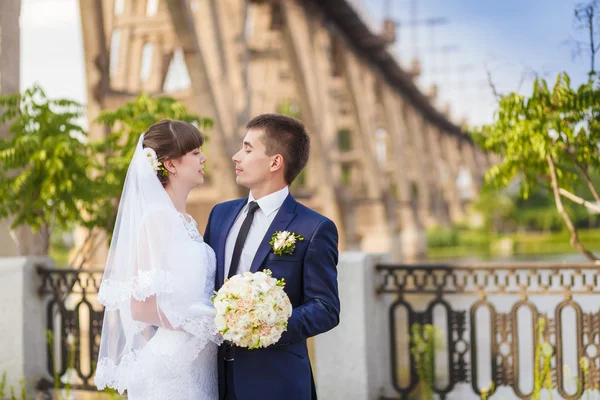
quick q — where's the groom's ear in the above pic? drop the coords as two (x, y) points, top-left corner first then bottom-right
(270, 154), (284, 172)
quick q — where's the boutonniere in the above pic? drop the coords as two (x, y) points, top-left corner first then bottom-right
(269, 230), (304, 256)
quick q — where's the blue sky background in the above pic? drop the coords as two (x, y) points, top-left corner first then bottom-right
(20, 0), (596, 127)
(364, 0), (594, 125)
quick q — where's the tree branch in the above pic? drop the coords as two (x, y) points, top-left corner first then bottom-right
(578, 165), (600, 203)
(558, 187), (600, 213)
(557, 141), (600, 203)
(547, 155), (598, 262)
(484, 63), (502, 101)
(75, 231), (107, 269)
(7, 216), (21, 256)
(70, 228), (102, 269)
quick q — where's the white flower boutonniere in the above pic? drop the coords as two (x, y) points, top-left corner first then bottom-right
(269, 230), (304, 256)
(143, 147), (168, 177)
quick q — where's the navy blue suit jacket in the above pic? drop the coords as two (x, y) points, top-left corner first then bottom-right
(204, 193), (340, 400)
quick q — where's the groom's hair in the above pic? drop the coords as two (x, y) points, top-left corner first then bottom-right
(247, 114), (310, 185)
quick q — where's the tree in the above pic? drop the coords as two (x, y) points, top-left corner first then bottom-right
(72, 94), (213, 267)
(471, 187), (516, 234)
(571, 0), (600, 76)
(472, 73), (600, 261)
(0, 85), (96, 255)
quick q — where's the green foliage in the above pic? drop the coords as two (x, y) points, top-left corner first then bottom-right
(473, 171), (600, 235)
(0, 87), (213, 260)
(512, 190), (564, 232)
(533, 317), (554, 400)
(278, 100), (301, 120)
(102, 387), (126, 399)
(45, 330), (60, 395)
(277, 100), (307, 188)
(409, 323), (444, 400)
(427, 226), (461, 247)
(473, 73), (600, 198)
(18, 378), (27, 400)
(472, 188), (517, 233)
(337, 129), (352, 152)
(472, 73), (600, 259)
(0, 85), (96, 254)
(427, 226), (491, 249)
(0, 375), (32, 400)
(472, 187), (574, 234)
(0, 372), (6, 398)
(480, 381), (495, 400)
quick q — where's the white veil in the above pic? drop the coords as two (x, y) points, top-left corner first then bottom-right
(94, 134), (221, 394)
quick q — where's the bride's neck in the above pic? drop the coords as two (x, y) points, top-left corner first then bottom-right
(165, 183), (190, 216)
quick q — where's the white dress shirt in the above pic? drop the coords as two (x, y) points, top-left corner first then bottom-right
(224, 186), (290, 277)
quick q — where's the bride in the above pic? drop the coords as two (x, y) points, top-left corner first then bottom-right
(94, 120), (222, 399)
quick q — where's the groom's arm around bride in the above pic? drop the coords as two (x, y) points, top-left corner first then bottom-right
(204, 114), (340, 400)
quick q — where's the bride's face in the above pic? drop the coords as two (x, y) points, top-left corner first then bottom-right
(170, 148), (207, 187)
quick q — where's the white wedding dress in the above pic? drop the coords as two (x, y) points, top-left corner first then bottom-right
(94, 134), (221, 399)
(112, 214), (219, 400)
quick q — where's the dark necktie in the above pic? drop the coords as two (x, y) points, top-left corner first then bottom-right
(228, 201), (260, 279)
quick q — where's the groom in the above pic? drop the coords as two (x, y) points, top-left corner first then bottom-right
(204, 114), (340, 400)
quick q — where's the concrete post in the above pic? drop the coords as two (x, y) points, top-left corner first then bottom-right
(0, 257), (51, 394)
(314, 253), (395, 399)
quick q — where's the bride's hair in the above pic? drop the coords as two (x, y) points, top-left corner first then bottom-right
(142, 119), (205, 187)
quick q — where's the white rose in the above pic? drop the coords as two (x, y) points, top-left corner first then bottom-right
(274, 238), (286, 250)
(214, 314), (227, 330)
(143, 147), (157, 160)
(150, 159), (162, 172)
(238, 314), (251, 328)
(278, 231), (290, 240)
(265, 309), (278, 325)
(214, 299), (229, 315)
(252, 272), (268, 284)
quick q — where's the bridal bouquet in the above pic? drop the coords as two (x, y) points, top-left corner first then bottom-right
(212, 269), (292, 349)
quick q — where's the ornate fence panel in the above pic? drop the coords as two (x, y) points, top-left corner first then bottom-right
(376, 262), (600, 400)
(36, 266), (105, 391)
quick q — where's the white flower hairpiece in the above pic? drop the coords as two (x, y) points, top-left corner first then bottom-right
(143, 147), (168, 177)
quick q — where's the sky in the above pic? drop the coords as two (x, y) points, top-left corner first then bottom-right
(365, 0), (593, 125)
(18, 0), (596, 127)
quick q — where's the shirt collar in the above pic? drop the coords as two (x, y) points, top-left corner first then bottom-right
(248, 186), (289, 217)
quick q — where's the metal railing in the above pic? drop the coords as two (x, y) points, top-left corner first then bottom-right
(376, 262), (600, 399)
(36, 266), (105, 391)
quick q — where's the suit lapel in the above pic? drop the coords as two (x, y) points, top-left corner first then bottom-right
(217, 199), (246, 288)
(250, 194), (298, 273)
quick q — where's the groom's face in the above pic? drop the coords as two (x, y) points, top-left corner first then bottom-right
(232, 129), (272, 189)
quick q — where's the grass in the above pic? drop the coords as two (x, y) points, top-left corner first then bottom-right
(427, 228), (600, 260)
